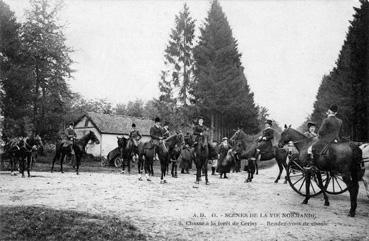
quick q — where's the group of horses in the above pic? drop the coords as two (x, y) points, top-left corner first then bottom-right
(3, 126), (369, 217)
(2, 135), (43, 177)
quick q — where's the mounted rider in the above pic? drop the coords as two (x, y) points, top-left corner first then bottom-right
(304, 122), (318, 138)
(129, 123), (142, 147)
(64, 122), (77, 154)
(150, 117), (164, 160)
(256, 119), (274, 157)
(162, 121), (170, 139)
(309, 104), (342, 160)
(193, 117), (208, 145)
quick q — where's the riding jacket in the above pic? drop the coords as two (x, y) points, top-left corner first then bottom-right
(129, 129), (142, 141)
(317, 115), (342, 143)
(65, 127), (77, 140)
(150, 124), (163, 146)
(193, 124), (207, 141)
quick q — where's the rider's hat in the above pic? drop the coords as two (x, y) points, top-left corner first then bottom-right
(329, 104), (338, 113)
(222, 137), (228, 141)
(132, 123), (136, 127)
(68, 121), (74, 126)
(265, 119), (273, 126)
(154, 117), (161, 123)
(307, 122), (316, 128)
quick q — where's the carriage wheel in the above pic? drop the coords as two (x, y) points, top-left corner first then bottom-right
(100, 157), (108, 167)
(287, 160), (322, 197)
(114, 156), (123, 168)
(322, 171), (348, 195)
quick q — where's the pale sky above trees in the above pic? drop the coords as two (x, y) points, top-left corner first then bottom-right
(5, 0), (360, 127)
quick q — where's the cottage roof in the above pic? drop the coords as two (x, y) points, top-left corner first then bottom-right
(77, 112), (154, 135)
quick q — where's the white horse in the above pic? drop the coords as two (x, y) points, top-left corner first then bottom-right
(359, 143), (369, 199)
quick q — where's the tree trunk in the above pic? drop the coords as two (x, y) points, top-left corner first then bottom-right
(33, 64), (40, 130)
(210, 112), (214, 142)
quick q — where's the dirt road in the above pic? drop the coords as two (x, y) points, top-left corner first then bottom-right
(0, 162), (368, 241)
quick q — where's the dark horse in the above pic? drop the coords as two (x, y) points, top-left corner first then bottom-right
(116, 136), (131, 174)
(230, 129), (288, 183)
(18, 136), (43, 177)
(278, 126), (364, 217)
(3, 138), (21, 175)
(138, 133), (183, 183)
(193, 131), (210, 186)
(51, 131), (100, 175)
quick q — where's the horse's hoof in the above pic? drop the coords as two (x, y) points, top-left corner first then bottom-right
(274, 180), (278, 183)
(348, 211), (355, 217)
(120, 171), (125, 174)
(302, 200), (308, 205)
(164, 180), (167, 183)
(76, 172), (79, 175)
(194, 181), (199, 185)
(206, 182), (209, 185)
(224, 176), (228, 179)
(244, 179), (248, 183)
(138, 177), (143, 181)
(147, 178), (151, 182)
(324, 201), (330, 206)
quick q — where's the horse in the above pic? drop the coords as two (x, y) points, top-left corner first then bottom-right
(193, 131), (210, 186)
(230, 129), (289, 183)
(180, 134), (195, 174)
(51, 131), (100, 175)
(116, 136), (131, 173)
(17, 136), (43, 177)
(166, 133), (184, 178)
(29, 135), (43, 169)
(123, 137), (140, 174)
(217, 148), (236, 179)
(278, 126), (364, 217)
(3, 137), (23, 175)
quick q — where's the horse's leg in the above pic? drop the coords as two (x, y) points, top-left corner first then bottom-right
(27, 154), (31, 177)
(205, 161), (209, 185)
(195, 162), (201, 184)
(20, 156), (25, 178)
(282, 157), (288, 184)
(75, 154), (80, 175)
(255, 154), (260, 175)
(275, 161), (283, 183)
(316, 171), (329, 206)
(60, 153), (64, 173)
(342, 171), (358, 217)
(302, 171), (311, 204)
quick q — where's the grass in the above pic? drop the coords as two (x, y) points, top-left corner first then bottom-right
(0, 206), (147, 241)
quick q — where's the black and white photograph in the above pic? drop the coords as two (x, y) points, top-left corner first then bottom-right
(0, 0), (369, 240)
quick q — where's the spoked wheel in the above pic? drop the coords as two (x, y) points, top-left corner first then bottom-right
(287, 160), (322, 197)
(100, 157), (108, 167)
(322, 171), (348, 195)
(114, 156), (123, 168)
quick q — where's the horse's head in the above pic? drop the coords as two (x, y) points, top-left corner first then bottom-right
(230, 129), (241, 143)
(278, 124), (296, 148)
(117, 136), (127, 148)
(88, 131), (100, 144)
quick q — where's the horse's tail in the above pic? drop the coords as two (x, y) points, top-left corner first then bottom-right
(54, 143), (61, 161)
(350, 143), (364, 181)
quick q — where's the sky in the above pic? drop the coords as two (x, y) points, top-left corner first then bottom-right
(4, 0), (361, 127)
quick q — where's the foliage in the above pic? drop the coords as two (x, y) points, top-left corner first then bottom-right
(310, 0), (369, 140)
(0, 206), (147, 241)
(192, 0), (259, 135)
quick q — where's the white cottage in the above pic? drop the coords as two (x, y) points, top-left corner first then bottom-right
(74, 112), (154, 158)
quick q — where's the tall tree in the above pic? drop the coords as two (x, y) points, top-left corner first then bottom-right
(311, 0), (369, 140)
(0, 0), (33, 137)
(21, 0), (73, 138)
(159, 3), (196, 107)
(193, 0), (259, 139)
(157, 3), (196, 130)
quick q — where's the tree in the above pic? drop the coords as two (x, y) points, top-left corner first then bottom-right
(0, 0), (33, 137)
(159, 3), (196, 107)
(310, 0), (369, 140)
(21, 0), (73, 138)
(193, 0), (259, 140)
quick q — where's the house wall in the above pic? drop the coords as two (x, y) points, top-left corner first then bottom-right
(101, 134), (150, 157)
(75, 116), (151, 157)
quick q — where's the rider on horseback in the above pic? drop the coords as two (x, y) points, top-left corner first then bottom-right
(308, 104), (342, 162)
(129, 123), (142, 147)
(256, 119), (274, 157)
(162, 121), (170, 139)
(304, 122), (318, 138)
(150, 117), (163, 161)
(193, 117), (207, 146)
(64, 122), (77, 155)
